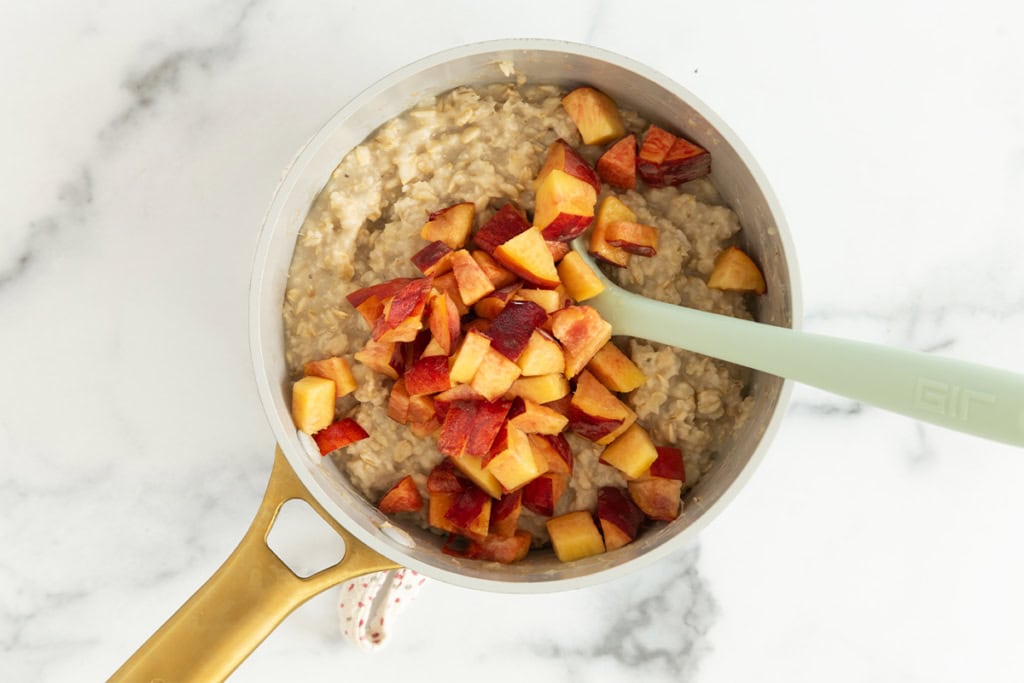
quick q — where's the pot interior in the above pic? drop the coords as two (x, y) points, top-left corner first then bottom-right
(250, 40), (797, 592)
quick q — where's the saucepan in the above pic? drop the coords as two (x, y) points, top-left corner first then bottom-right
(110, 39), (798, 681)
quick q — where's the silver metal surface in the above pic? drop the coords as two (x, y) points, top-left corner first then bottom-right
(249, 39), (801, 592)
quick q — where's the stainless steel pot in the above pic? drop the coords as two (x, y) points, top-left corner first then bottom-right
(112, 38), (800, 682)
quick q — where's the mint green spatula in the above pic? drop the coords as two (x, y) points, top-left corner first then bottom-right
(570, 239), (1024, 448)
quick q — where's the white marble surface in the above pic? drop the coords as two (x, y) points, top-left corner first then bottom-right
(4, 1), (1024, 681)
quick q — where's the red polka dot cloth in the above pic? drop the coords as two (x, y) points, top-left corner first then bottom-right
(337, 568), (427, 650)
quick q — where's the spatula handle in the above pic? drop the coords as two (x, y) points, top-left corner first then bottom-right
(596, 287), (1024, 447)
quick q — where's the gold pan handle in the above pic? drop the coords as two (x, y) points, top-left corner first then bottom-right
(110, 447), (399, 682)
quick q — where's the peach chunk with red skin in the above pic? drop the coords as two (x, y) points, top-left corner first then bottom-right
(473, 204), (531, 255)
(470, 346), (523, 401)
(471, 249), (518, 288)
(550, 305), (613, 378)
(411, 241), (454, 276)
(421, 202), (475, 249)
(487, 300), (549, 361)
(596, 486), (644, 551)
(403, 355), (451, 396)
(522, 472), (569, 517)
(485, 425), (549, 493)
(516, 330), (565, 377)
(535, 139), (601, 193)
(628, 477), (682, 522)
(508, 398), (569, 435)
(568, 370), (637, 445)
(489, 490), (523, 538)
(313, 417), (369, 455)
(605, 221), (659, 257)
(451, 249), (496, 306)
(465, 530), (532, 563)
(378, 475), (423, 513)
(427, 290), (461, 355)
(372, 277), (434, 344)
(449, 329), (492, 384)
(650, 446), (686, 482)
(589, 196), (633, 267)
(637, 125), (711, 187)
(596, 134), (637, 190)
(533, 169), (597, 242)
(437, 398), (511, 458)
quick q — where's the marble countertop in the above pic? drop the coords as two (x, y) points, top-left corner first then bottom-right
(5, 1), (1024, 681)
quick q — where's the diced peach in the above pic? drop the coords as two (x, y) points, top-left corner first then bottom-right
(408, 417), (441, 438)
(451, 249), (496, 305)
(596, 134), (637, 190)
(465, 530), (532, 563)
(637, 125), (711, 187)
(535, 139), (600, 193)
(506, 373), (570, 404)
(372, 277), (433, 344)
(427, 459), (467, 494)
(599, 423), (658, 478)
(485, 426), (548, 492)
(522, 472), (568, 516)
(451, 454), (504, 499)
(528, 433), (574, 475)
(411, 240), (454, 276)
(596, 486), (644, 550)
(493, 227), (561, 289)
(556, 251), (605, 302)
(589, 196), (633, 267)
(471, 249), (518, 288)
(509, 398), (569, 435)
(636, 125), (677, 186)
(378, 475), (423, 513)
(428, 491), (460, 535)
(516, 330), (566, 377)
(628, 477), (682, 521)
(354, 297), (384, 327)
(432, 272), (470, 316)
(487, 300), (549, 361)
(449, 329), (492, 384)
(473, 204), (532, 255)
(472, 282), (521, 320)
(421, 202), (475, 249)
(533, 169), (597, 242)
(303, 356), (357, 398)
(568, 370), (637, 444)
(546, 510), (606, 562)
(427, 290), (461, 355)
(404, 355), (451, 396)
(345, 277), (415, 308)
(437, 399), (511, 458)
(354, 339), (403, 380)
(586, 342), (647, 393)
(489, 490), (523, 538)
(387, 378), (410, 424)
(707, 246), (766, 295)
(513, 288), (562, 314)
(444, 487), (492, 542)
(605, 221), (658, 257)
(312, 417), (368, 455)
(561, 87), (625, 145)
(549, 305), (613, 378)
(291, 376), (336, 434)
(470, 347), (523, 401)
(407, 394), (435, 424)
(660, 136), (711, 186)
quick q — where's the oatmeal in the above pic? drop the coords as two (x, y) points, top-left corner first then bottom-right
(283, 83), (755, 554)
